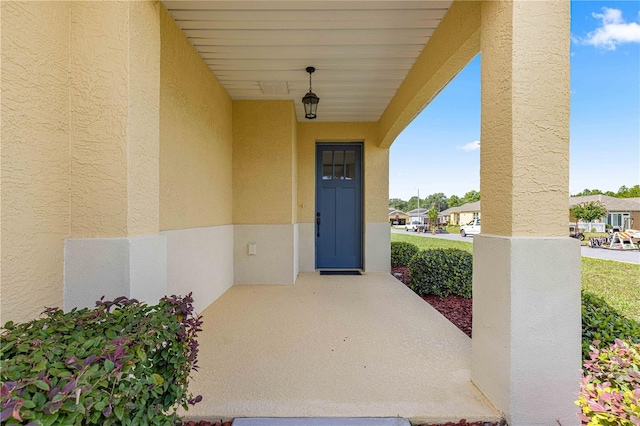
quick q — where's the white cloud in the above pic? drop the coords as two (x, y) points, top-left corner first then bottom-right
(582, 7), (640, 50)
(457, 140), (480, 152)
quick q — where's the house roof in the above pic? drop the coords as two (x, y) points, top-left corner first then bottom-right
(161, 1), (453, 122)
(442, 201), (480, 214)
(389, 209), (409, 217)
(570, 195), (640, 212)
(407, 208), (428, 215)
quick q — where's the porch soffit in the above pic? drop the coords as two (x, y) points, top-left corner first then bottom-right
(161, 1), (453, 122)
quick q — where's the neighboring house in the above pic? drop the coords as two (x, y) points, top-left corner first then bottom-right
(442, 196), (639, 231)
(406, 208), (428, 224)
(570, 195), (640, 232)
(439, 206), (458, 225)
(388, 209), (409, 225)
(1, 2), (577, 424)
(457, 201), (481, 225)
(437, 210), (450, 224)
(441, 201), (481, 225)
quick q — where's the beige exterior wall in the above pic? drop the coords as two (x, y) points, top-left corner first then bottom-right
(70, 2), (128, 238)
(233, 100), (297, 225)
(3, 1), (170, 323)
(159, 6), (233, 230)
(1, 1), (71, 323)
(378, 1), (481, 148)
(480, 1), (570, 237)
(70, 2), (160, 238)
(291, 108), (298, 224)
(297, 122), (388, 224)
(128, 2), (161, 236)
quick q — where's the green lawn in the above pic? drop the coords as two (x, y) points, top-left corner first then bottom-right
(392, 233), (473, 253)
(581, 257), (640, 321)
(391, 233), (640, 321)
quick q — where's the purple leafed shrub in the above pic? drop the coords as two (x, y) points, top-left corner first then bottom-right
(576, 339), (640, 425)
(1, 293), (203, 425)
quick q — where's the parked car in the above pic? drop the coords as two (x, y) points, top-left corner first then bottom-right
(405, 221), (421, 232)
(460, 219), (481, 237)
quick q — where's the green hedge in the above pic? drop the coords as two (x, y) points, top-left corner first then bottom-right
(390, 241), (420, 267)
(581, 291), (640, 360)
(408, 249), (472, 298)
(0, 294), (203, 425)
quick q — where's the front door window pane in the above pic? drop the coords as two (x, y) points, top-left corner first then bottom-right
(334, 151), (344, 179)
(322, 151), (333, 180)
(345, 151), (355, 180)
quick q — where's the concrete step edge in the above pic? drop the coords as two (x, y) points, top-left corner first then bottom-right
(232, 418), (411, 426)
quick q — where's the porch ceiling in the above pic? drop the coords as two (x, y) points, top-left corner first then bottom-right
(161, 1), (453, 122)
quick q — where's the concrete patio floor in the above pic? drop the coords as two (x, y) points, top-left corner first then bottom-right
(182, 272), (501, 424)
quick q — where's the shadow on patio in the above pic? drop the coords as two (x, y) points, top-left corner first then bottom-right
(183, 272), (500, 424)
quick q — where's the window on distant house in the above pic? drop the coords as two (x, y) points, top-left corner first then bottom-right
(608, 212), (630, 228)
(473, 212), (479, 220)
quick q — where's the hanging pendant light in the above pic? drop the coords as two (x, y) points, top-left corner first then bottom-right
(302, 66), (319, 119)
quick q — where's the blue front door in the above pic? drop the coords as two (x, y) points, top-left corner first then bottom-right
(315, 144), (363, 269)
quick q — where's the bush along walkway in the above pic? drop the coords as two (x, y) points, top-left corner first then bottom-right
(1, 295), (203, 425)
(390, 240), (640, 426)
(392, 265), (471, 338)
(391, 242), (473, 337)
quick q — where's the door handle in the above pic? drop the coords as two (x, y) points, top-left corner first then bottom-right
(316, 212), (321, 237)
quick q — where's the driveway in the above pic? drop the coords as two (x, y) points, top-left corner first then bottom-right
(391, 228), (640, 264)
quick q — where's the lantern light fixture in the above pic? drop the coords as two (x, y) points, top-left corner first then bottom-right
(302, 66), (319, 119)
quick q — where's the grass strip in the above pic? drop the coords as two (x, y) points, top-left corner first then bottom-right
(391, 233), (473, 254)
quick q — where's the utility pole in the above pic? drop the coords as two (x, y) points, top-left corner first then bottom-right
(417, 188), (420, 224)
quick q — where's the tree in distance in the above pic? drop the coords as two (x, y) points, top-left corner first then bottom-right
(570, 201), (608, 232)
(427, 205), (439, 231)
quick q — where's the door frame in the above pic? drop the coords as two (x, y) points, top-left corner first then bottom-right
(314, 142), (364, 270)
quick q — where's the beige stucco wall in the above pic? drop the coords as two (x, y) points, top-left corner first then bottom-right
(70, 2), (160, 238)
(480, 0), (570, 237)
(2, 1), (164, 323)
(127, 2), (161, 236)
(1, 1), (70, 323)
(233, 100), (297, 225)
(378, 1), (481, 148)
(291, 108), (298, 224)
(159, 6), (233, 230)
(297, 122), (388, 224)
(70, 2), (129, 238)
(1, 1), (2, 322)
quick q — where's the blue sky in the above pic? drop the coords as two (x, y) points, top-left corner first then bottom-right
(389, 1), (640, 201)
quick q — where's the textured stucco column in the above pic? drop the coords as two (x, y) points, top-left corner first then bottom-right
(65, 2), (166, 309)
(473, 1), (581, 425)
